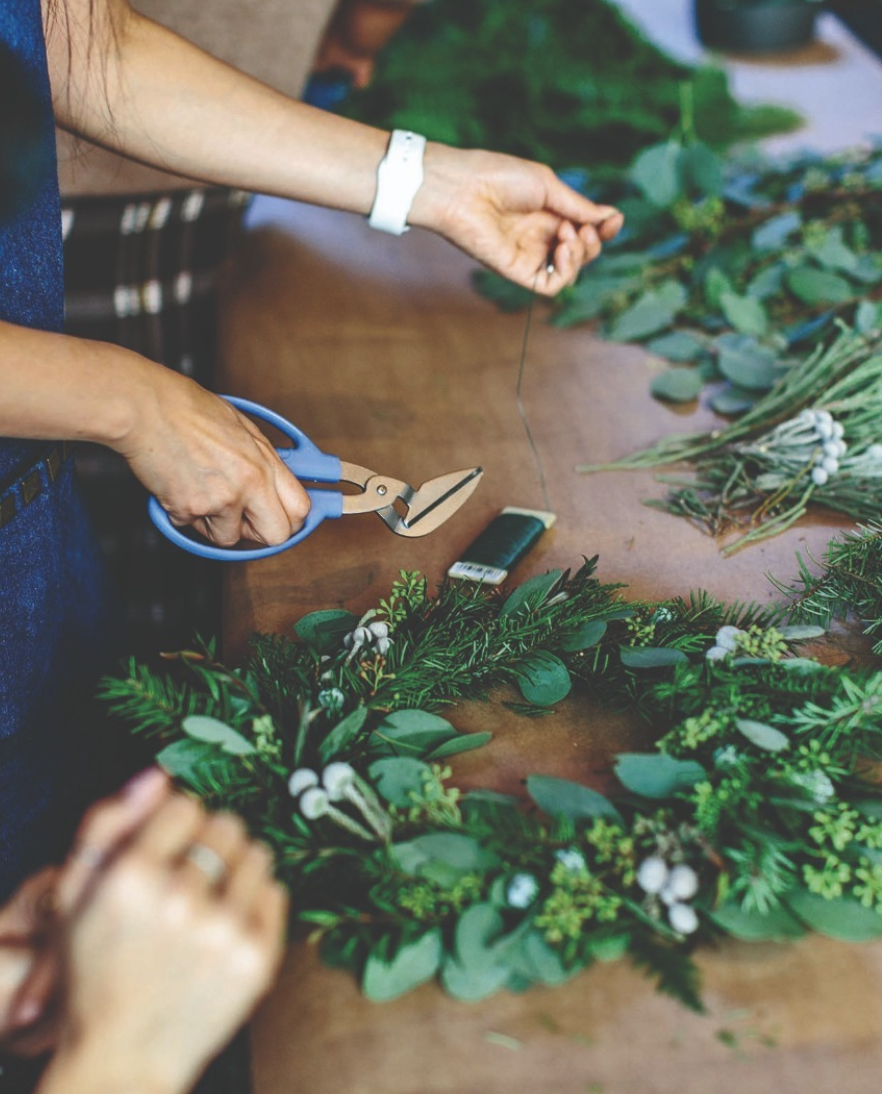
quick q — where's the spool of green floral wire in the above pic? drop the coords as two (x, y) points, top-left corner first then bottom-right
(447, 507), (556, 586)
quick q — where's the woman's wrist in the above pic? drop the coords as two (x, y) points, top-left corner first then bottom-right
(0, 322), (171, 452)
(405, 140), (461, 236)
(38, 1037), (182, 1094)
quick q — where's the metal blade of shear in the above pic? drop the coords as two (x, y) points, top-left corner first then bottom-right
(377, 466), (483, 537)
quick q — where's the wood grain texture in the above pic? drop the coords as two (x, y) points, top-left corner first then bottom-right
(217, 201), (877, 1094)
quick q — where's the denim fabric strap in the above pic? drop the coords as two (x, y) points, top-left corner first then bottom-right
(0, 441), (73, 531)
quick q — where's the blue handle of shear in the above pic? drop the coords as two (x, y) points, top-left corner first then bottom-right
(148, 395), (344, 561)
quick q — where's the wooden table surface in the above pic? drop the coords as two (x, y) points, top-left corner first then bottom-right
(217, 201), (881, 1094)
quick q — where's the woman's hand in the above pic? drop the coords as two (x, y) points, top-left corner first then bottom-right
(114, 365), (310, 548)
(0, 321), (310, 551)
(411, 145), (624, 296)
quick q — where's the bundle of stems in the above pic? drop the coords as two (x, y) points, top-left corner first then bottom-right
(578, 327), (882, 552)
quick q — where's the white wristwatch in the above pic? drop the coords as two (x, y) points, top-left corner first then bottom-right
(368, 129), (426, 235)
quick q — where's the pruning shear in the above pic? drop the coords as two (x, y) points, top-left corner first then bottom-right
(148, 396), (483, 561)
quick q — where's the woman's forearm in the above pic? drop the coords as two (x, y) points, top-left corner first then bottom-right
(0, 319), (155, 447)
(0, 319), (310, 545)
(44, 0), (623, 294)
(37, 1044), (179, 1094)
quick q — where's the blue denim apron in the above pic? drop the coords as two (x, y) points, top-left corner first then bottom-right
(0, 0), (115, 902)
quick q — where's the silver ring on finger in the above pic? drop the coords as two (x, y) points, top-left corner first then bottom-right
(184, 842), (228, 886)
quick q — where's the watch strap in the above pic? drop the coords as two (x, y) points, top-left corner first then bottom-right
(368, 130), (426, 235)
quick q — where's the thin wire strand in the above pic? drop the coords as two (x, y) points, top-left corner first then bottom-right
(515, 271), (552, 511)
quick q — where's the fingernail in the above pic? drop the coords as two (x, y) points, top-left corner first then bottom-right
(122, 766), (167, 803)
(11, 998), (41, 1029)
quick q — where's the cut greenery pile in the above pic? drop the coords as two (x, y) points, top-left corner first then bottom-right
(103, 540), (882, 1012)
(478, 138), (882, 411)
(580, 326), (882, 552)
(340, 0), (801, 176)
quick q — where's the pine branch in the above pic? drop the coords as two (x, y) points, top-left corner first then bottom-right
(629, 931), (706, 1014)
(773, 523), (882, 653)
(98, 661), (202, 737)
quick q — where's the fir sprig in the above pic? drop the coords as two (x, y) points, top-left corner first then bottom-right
(772, 523), (882, 653)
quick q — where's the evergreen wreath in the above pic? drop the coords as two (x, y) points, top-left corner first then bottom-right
(102, 537), (882, 1011)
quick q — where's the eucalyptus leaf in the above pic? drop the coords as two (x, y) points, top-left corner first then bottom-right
(370, 709), (456, 757)
(182, 715), (256, 756)
(587, 933), (631, 962)
(751, 210), (801, 252)
(785, 891), (882, 942)
(551, 275), (637, 327)
(735, 718), (790, 753)
(645, 331), (705, 362)
(444, 904), (529, 999)
(786, 266), (855, 306)
(499, 570), (562, 618)
(630, 141), (683, 207)
(719, 291), (768, 338)
(428, 731), (493, 760)
(293, 609), (359, 653)
(805, 226), (858, 273)
(318, 707), (369, 762)
(517, 651), (572, 706)
(851, 254), (882, 285)
(560, 619), (607, 652)
(526, 774), (622, 823)
(450, 903), (527, 972)
(746, 263), (785, 300)
(368, 757), (430, 807)
(156, 739), (219, 781)
(650, 367), (703, 404)
(442, 958), (511, 1002)
(620, 646), (688, 668)
(779, 625), (826, 640)
(454, 903), (507, 962)
(856, 300), (881, 334)
(780, 657), (824, 674)
(606, 282), (687, 343)
(704, 267), (734, 309)
(711, 900), (805, 941)
(710, 385), (757, 415)
(614, 753), (705, 799)
(680, 141), (724, 197)
(716, 338), (781, 391)
(362, 930), (442, 1002)
(389, 833), (499, 883)
(509, 931), (573, 986)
